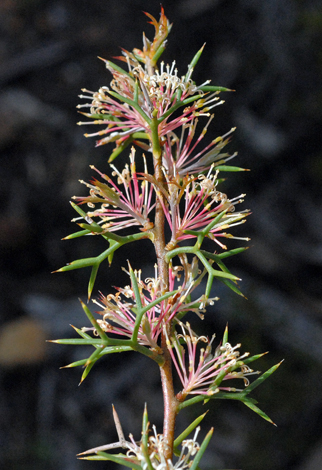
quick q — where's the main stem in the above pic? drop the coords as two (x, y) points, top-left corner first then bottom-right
(151, 117), (178, 461)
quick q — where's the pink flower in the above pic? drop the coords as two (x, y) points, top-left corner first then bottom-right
(153, 165), (249, 250)
(77, 83), (150, 148)
(165, 322), (258, 400)
(72, 148), (155, 233)
(162, 117), (237, 176)
(88, 266), (164, 350)
(77, 79), (222, 149)
(83, 260), (218, 347)
(75, 9), (226, 156)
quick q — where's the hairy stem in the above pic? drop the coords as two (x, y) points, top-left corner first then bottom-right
(151, 116), (178, 460)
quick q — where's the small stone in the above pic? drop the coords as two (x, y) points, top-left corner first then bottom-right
(0, 317), (47, 367)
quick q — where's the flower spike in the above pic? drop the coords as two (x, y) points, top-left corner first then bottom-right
(53, 8), (280, 469)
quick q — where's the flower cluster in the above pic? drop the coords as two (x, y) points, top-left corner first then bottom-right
(76, 8), (172, 149)
(162, 117), (237, 176)
(75, 7), (234, 171)
(126, 425), (201, 470)
(73, 148), (154, 233)
(158, 164), (249, 250)
(83, 260), (218, 349)
(74, 7), (247, 255)
(83, 426), (202, 470)
(72, 148), (248, 251)
(77, 71), (225, 150)
(77, 76), (224, 148)
(79, 405), (205, 470)
(166, 322), (259, 400)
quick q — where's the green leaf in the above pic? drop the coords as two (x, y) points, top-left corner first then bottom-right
(243, 361), (283, 395)
(198, 85), (233, 93)
(141, 404), (149, 449)
(242, 398), (276, 425)
(213, 257), (237, 277)
(242, 352), (268, 366)
(70, 201), (105, 233)
(70, 200), (90, 219)
(104, 59), (134, 81)
(56, 231), (151, 296)
(81, 452), (142, 469)
(60, 345), (134, 369)
(63, 228), (91, 240)
(177, 394), (206, 411)
(222, 324), (229, 345)
(84, 346), (104, 367)
(217, 247), (249, 259)
(165, 245), (196, 263)
(60, 358), (88, 368)
(97, 452), (141, 469)
(207, 391), (249, 402)
(78, 223), (103, 234)
(71, 324), (93, 339)
(185, 44), (205, 82)
(49, 338), (105, 346)
(141, 450), (154, 470)
(152, 41), (168, 64)
(210, 366), (233, 390)
(108, 135), (134, 163)
(79, 455), (112, 461)
(189, 428), (213, 470)
(174, 412), (208, 449)
(196, 251), (240, 282)
(54, 258), (96, 272)
(139, 290), (178, 317)
(216, 165), (250, 172)
(107, 239), (118, 265)
(80, 346), (103, 383)
(88, 264), (99, 300)
(199, 252), (245, 295)
(204, 272), (214, 299)
(129, 264), (143, 310)
(80, 300), (110, 343)
(219, 278), (245, 297)
(201, 209), (228, 236)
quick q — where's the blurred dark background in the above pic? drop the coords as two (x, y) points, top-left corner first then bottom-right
(1, 0), (322, 469)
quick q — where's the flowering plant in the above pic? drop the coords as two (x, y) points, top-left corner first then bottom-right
(52, 8), (281, 469)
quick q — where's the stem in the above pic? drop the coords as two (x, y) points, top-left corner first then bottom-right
(159, 341), (178, 460)
(151, 114), (178, 460)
